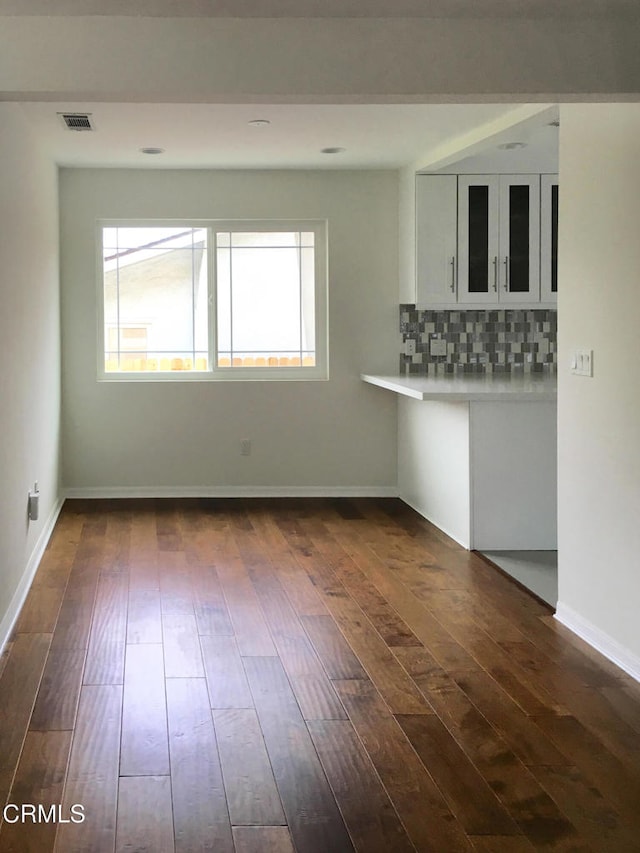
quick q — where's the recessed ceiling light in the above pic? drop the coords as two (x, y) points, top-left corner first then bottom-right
(139, 147), (165, 155)
(248, 119), (271, 127)
(321, 147), (346, 154)
(497, 141), (528, 150)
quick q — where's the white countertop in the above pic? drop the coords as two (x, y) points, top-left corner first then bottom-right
(361, 372), (557, 401)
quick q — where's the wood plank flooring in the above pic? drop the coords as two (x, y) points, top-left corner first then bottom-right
(1, 498), (640, 852)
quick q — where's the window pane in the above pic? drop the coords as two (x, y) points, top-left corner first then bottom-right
(102, 227), (119, 253)
(103, 227), (202, 251)
(230, 231), (314, 248)
(300, 246), (316, 352)
(103, 227), (207, 372)
(216, 245), (231, 355)
(231, 246), (300, 351)
(216, 230), (317, 367)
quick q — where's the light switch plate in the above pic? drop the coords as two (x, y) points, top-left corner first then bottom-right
(571, 349), (593, 376)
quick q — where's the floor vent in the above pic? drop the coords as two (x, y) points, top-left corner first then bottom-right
(58, 112), (94, 131)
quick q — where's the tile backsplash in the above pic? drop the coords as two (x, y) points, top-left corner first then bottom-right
(400, 306), (557, 374)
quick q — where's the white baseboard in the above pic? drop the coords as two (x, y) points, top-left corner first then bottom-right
(64, 485), (398, 500)
(555, 602), (640, 683)
(0, 497), (64, 658)
(398, 494), (471, 549)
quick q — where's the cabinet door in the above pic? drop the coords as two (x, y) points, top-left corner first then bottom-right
(457, 176), (500, 304)
(415, 175), (458, 306)
(498, 175), (540, 303)
(540, 174), (559, 303)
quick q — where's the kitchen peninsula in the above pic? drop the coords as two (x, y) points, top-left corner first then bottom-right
(362, 372), (557, 551)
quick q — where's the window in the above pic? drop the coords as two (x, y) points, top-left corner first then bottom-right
(99, 220), (328, 380)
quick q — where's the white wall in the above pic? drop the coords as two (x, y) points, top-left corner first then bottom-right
(398, 166), (416, 305)
(398, 398), (471, 547)
(0, 104), (61, 646)
(2, 16), (639, 101)
(59, 168), (398, 494)
(556, 104), (640, 674)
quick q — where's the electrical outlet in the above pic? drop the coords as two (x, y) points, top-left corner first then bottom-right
(430, 338), (447, 357)
(28, 481), (40, 521)
(240, 439), (252, 456)
(404, 339), (416, 356)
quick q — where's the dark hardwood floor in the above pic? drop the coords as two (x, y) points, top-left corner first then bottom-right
(1, 497), (640, 852)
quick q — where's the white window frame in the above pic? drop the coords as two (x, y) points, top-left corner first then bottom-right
(97, 218), (329, 382)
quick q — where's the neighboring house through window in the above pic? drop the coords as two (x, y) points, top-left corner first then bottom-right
(100, 221), (328, 380)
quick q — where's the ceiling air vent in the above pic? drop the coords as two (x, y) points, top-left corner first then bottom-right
(58, 112), (95, 131)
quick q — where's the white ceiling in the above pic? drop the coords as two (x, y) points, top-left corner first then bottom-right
(0, 0), (637, 16)
(433, 118), (559, 173)
(19, 102), (558, 171)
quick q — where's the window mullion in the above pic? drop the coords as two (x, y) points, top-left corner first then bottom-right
(298, 231), (303, 364)
(191, 229), (196, 368)
(116, 228), (121, 370)
(229, 235), (234, 364)
(209, 227), (216, 372)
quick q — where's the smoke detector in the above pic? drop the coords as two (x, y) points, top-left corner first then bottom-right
(58, 112), (95, 131)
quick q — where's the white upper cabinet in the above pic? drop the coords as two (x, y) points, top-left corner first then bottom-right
(458, 174), (540, 305)
(540, 174), (559, 304)
(457, 175), (500, 304)
(498, 175), (541, 303)
(415, 175), (458, 306)
(416, 173), (554, 308)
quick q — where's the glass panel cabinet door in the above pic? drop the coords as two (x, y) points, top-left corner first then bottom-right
(458, 176), (499, 304)
(498, 175), (540, 302)
(540, 174), (559, 303)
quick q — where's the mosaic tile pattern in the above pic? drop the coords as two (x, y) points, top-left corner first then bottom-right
(400, 306), (557, 374)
